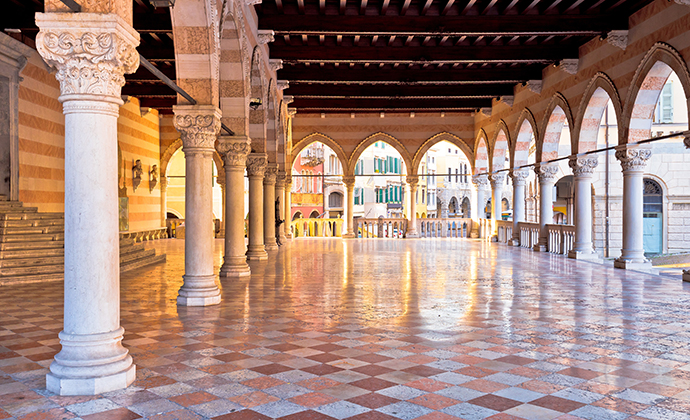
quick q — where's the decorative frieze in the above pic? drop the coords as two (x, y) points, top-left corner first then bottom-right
(173, 106), (222, 151)
(615, 146), (651, 172)
(217, 135), (251, 167)
(569, 157), (598, 177)
(246, 153), (267, 177)
(535, 164), (559, 183)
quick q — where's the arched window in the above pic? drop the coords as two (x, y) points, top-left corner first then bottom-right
(329, 192), (343, 208)
(643, 178), (663, 255)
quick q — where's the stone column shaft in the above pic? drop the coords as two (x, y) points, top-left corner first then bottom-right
(489, 173), (505, 237)
(569, 157), (598, 259)
(35, 12), (139, 395)
(510, 170), (529, 246)
(247, 154), (268, 260)
(275, 172), (287, 243)
(284, 177), (293, 239)
(614, 146), (652, 268)
(263, 164), (278, 251)
(406, 176), (419, 237)
(217, 136), (251, 277)
(343, 176), (356, 238)
(534, 164), (558, 252)
(160, 177), (168, 229)
(472, 174), (488, 237)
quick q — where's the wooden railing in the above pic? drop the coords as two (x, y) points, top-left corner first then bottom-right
(418, 218), (472, 238)
(496, 220), (512, 244)
(291, 218), (343, 238)
(518, 222), (540, 249)
(547, 224), (575, 255)
(357, 218), (408, 238)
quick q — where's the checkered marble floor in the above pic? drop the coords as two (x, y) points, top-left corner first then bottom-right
(2, 238), (690, 420)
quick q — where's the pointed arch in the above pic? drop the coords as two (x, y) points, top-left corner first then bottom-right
(489, 120), (511, 172)
(349, 132), (413, 176)
(291, 133), (349, 175)
(621, 42), (690, 144)
(538, 93), (574, 163)
(218, 0), (250, 135)
(512, 108), (538, 168)
(248, 46), (267, 153)
(473, 130), (489, 175)
(573, 73), (623, 154)
(266, 78), (278, 163)
(412, 132), (474, 176)
(160, 139), (183, 179)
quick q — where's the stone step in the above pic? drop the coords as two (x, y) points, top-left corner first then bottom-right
(0, 233), (64, 243)
(0, 263), (63, 277)
(0, 219), (64, 228)
(0, 255), (63, 268)
(0, 195), (8, 202)
(0, 201), (25, 208)
(0, 240), (64, 251)
(121, 253), (166, 273)
(0, 247), (64, 259)
(0, 272), (63, 285)
(0, 212), (63, 221)
(120, 244), (146, 257)
(120, 248), (156, 264)
(0, 207), (38, 214)
(0, 226), (64, 235)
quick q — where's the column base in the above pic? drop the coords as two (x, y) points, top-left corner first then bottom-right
(285, 233), (293, 240)
(683, 270), (690, 282)
(533, 243), (548, 252)
(568, 250), (600, 260)
(406, 232), (419, 238)
(219, 262), (251, 278)
(510, 238), (520, 246)
(342, 233), (356, 239)
(264, 240), (279, 251)
(246, 246), (268, 261)
(47, 364), (135, 396)
(177, 274), (221, 306)
(614, 258), (652, 270)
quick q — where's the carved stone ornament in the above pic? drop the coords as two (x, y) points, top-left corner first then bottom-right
(489, 173), (505, 186)
(283, 95), (294, 105)
(173, 106), (222, 150)
(406, 176), (419, 187)
(559, 58), (579, 75)
(217, 136), (251, 167)
(607, 30), (628, 50)
(342, 175), (356, 187)
(132, 159), (143, 192)
(472, 174), (489, 187)
(534, 164), (559, 183)
(246, 154), (268, 177)
(284, 175), (292, 186)
(288, 107), (297, 117)
(246, 0), (262, 5)
(569, 157), (598, 177)
(275, 171), (287, 188)
(684, 131), (690, 149)
(615, 146), (652, 172)
(510, 170), (530, 185)
(526, 80), (542, 94)
(277, 80), (290, 91)
(35, 14), (139, 99)
(269, 59), (283, 72)
(264, 164), (278, 184)
(257, 30), (275, 45)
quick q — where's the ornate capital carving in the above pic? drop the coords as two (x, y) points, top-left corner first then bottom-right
(277, 80), (290, 91)
(569, 157), (598, 177)
(275, 171), (287, 188)
(264, 164), (278, 184)
(607, 30), (628, 50)
(559, 58), (579, 75)
(173, 106), (222, 151)
(283, 95), (294, 105)
(285, 175), (292, 186)
(35, 13), (139, 100)
(510, 170), (530, 185)
(472, 174), (489, 188)
(406, 176), (419, 188)
(217, 135), (251, 167)
(616, 146), (651, 172)
(257, 30), (275, 45)
(246, 153), (267, 177)
(489, 173), (505, 186)
(684, 131), (690, 149)
(534, 164), (559, 184)
(269, 59), (283, 72)
(342, 175), (356, 187)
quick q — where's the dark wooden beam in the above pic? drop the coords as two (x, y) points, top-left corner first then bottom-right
(291, 97), (492, 108)
(277, 66), (541, 82)
(286, 83), (515, 96)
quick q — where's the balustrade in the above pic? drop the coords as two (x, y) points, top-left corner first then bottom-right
(496, 220), (512, 244)
(547, 224), (576, 255)
(291, 218), (343, 238)
(356, 218), (407, 238)
(418, 218), (472, 238)
(518, 222), (540, 249)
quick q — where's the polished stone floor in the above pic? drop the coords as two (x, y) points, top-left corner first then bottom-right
(2, 238), (690, 420)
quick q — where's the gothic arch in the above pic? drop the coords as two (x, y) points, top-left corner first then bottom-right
(349, 132), (413, 176)
(573, 72), (623, 153)
(160, 138), (224, 179)
(474, 130), (489, 175)
(537, 92), (574, 163)
(621, 42), (690, 144)
(291, 133), (349, 175)
(512, 108), (538, 169)
(412, 132), (474, 176)
(489, 120), (511, 172)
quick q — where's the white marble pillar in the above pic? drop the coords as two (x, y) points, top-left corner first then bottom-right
(246, 154), (269, 260)
(568, 157), (599, 259)
(343, 176), (356, 238)
(614, 146), (652, 269)
(35, 12), (139, 395)
(173, 106), (222, 306)
(160, 177), (168, 229)
(217, 135), (251, 277)
(510, 170), (529, 246)
(471, 174), (488, 237)
(533, 164), (558, 252)
(489, 173), (505, 238)
(406, 176), (419, 238)
(218, 180), (225, 237)
(284, 175), (293, 239)
(263, 164), (278, 251)
(275, 172), (287, 244)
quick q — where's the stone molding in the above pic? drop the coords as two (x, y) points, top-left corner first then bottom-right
(217, 135), (251, 167)
(534, 164), (559, 183)
(472, 174), (489, 187)
(173, 106), (222, 151)
(257, 30), (275, 45)
(246, 0), (262, 5)
(489, 173), (505, 186)
(269, 59), (283, 72)
(277, 80), (289, 91)
(510, 170), (530, 185)
(607, 30), (628, 50)
(246, 153), (267, 177)
(342, 175), (356, 187)
(559, 58), (579, 75)
(615, 146), (651, 172)
(283, 95), (294, 104)
(526, 80), (542, 94)
(264, 164), (278, 185)
(499, 96), (514, 107)
(35, 13), (139, 100)
(569, 157), (598, 176)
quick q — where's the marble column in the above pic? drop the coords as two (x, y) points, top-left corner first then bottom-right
(533, 164), (559, 252)
(246, 154), (269, 260)
(343, 175), (356, 238)
(284, 175), (293, 239)
(471, 174), (488, 237)
(173, 105), (222, 306)
(275, 172), (287, 244)
(568, 157), (599, 259)
(263, 164), (278, 251)
(406, 176), (419, 238)
(35, 12), (139, 395)
(510, 170), (529, 246)
(217, 135), (251, 278)
(218, 180), (225, 238)
(489, 173), (505, 238)
(160, 177), (168, 229)
(614, 146), (652, 269)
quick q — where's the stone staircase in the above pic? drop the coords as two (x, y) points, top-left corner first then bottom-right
(0, 197), (166, 285)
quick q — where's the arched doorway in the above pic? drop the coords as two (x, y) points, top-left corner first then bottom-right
(448, 197), (458, 217)
(461, 197), (471, 218)
(643, 178), (663, 255)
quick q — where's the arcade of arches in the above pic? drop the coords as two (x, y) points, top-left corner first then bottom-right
(2, 0), (690, 418)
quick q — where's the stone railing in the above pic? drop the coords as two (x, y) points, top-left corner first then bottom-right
(478, 218), (492, 239)
(418, 218), (472, 238)
(291, 218), (343, 238)
(496, 220), (512, 244)
(519, 222), (540, 249)
(547, 224), (575, 255)
(357, 218), (408, 238)
(120, 227), (168, 242)
(166, 219), (184, 238)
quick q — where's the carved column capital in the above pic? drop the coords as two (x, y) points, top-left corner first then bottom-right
(472, 174), (489, 188)
(217, 135), (251, 167)
(342, 175), (356, 187)
(489, 172), (505, 187)
(406, 176), (419, 189)
(246, 153), (267, 177)
(173, 105), (222, 152)
(569, 157), (599, 177)
(535, 164), (559, 184)
(264, 164), (278, 185)
(35, 13), (139, 104)
(510, 170), (530, 186)
(615, 145), (651, 172)
(275, 171), (287, 188)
